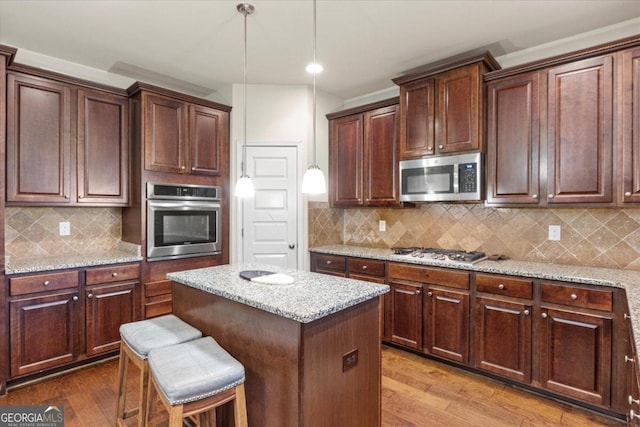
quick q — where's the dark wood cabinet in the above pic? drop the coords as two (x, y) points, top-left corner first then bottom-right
(393, 52), (498, 159)
(546, 55), (614, 204)
(328, 98), (400, 208)
(474, 274), (534, 382)
(140, 90), (226, 176)
(310, 253), (347, 277)
(621, 46), (640, 204)
(387, 280), (423, 350)
(6, 69), (129, 206)
(425, 287), (469, 363)
(485, 73), (540, 205)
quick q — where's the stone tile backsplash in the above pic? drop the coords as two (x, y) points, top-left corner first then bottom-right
(5, 207), (122, 260)
(308, 202), (640, 271)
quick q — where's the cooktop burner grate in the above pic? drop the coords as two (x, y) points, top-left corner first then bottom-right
(391, 247), (486, 263)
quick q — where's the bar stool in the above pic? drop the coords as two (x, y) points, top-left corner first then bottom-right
(116, 314), (203, 427)
(146, 336), (248, 427)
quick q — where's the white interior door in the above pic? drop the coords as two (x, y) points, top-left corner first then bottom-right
(242, 145), (298, 269)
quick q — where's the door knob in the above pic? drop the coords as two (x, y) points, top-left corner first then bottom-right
(288, 244), (295, 249)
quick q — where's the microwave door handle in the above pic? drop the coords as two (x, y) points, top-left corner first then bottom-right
(453, 164), (459, 194)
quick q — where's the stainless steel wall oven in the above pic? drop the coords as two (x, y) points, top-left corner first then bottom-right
(146, 183), (221, 261)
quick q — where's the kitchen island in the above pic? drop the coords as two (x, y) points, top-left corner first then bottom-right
(167, 264), (389, 427)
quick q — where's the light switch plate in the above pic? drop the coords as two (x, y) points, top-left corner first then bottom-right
(548, 225), (561, 241)
(59, 221), (71, 236)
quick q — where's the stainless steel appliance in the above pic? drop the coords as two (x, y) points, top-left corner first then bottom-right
(146, 183), (221, 261)
(391, 247), (486, 264)
(399, 152), (482, 202)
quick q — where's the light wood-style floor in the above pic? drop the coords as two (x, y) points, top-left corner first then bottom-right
(0, 346), (624, 426)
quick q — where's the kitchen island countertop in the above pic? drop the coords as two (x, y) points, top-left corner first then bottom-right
(167, 263), (389, 323)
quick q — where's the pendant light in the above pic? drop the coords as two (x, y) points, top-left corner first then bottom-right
(235, 2), (255, 198)
(301, 0), (327, 195)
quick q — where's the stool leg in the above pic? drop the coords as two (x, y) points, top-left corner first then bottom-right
(115, 344), (128, 424)
(168, 404), (184, 427)
(137, 360), (149, 427)
(233, 384), (248, 427)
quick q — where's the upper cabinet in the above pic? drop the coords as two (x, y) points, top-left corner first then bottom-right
(328, 98), (401, 208)
(392, 51), (500, 159)
(485, 36), (640, 207)
(6, 67), (129, 206)
(128, 83), (230, 177)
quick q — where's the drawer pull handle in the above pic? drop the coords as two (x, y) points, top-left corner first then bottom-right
(112, 272), (118, 277)
(541, 312), (548, 319)
(626, 355), (636, 364)
(523, 309), (530, 316)
(498, 284), (505, 290)
(570, 293), (578, 300)
(72, 295), (78, 301)
(43, 280), (50, 286)
(629, 395), (640, 406)
(362, 265), (368, 270)
(326, 260), (331, 265)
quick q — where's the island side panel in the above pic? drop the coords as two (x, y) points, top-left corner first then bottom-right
(172, 283), (302, 426)
(302, 297), (382, 427)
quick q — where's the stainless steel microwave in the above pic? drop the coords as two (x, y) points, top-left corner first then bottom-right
(399, 152), (482, 202)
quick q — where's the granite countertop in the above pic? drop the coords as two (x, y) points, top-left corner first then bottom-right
(167, 263), (389, 324)
(5, 242), (143, 275)
(311, 244), (640, 353)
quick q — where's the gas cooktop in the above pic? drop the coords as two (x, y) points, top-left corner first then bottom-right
(391, 247), (487, 264)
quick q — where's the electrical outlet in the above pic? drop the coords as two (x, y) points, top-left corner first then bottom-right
(379, 220), (386, 232)
(548, 225), (561, 241)
(59, 221), (71, 236)
(342, 349), (358, 372)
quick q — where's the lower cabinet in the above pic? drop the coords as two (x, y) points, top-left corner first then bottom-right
(387, 280), (423, 350)
(7, 263), (140, 380)
(425, 287), (469, 363)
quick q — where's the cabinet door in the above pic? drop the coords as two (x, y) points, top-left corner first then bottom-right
(9, 290), (79, 376)
(547, 55), (614, 204)
(474, 296), (532, 382)
(436, 64), (482, 154)
(539, 307), (612, 406)
(364, 105), (399, 206)
(6, 73), (72, 203)
(398, 78), (435, 158)
(622, 47), (640, 203)
(329, 114), (363, 207)
(425, 287), (469, 363)
(486, 73), (540, 205)
(189, 104), (224, 175)
(85, 282), (136, 356)
(388, 281), (423, 350)
(143, 93), (187, 173)
(77, 89), (129, 205)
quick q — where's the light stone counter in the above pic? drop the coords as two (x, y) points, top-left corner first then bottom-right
(5, 242), (142, 275)
(167, 263), (389, 323)
(311, 244), (640, 353)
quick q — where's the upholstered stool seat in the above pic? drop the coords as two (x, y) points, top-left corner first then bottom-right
(146, 336), (248, 427)
(116, 314), (203, 427)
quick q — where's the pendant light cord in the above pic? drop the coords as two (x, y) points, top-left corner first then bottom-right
(311, 0), (318, 166)
(242, 5), (248, 176)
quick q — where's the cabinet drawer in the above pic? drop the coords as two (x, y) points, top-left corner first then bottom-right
(314, 254), (347, 272)
(476, 274), (532, 299)
(540, 283), (613, 311)
(388, 263), (469, 289)
(10, 271), (79, 296)
(348, 258), (385, 278)
(146, 280), (172, 298)
(85, 263), (140, 285)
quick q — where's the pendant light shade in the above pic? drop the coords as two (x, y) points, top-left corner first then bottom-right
(302, 0), (327, 195)
(235, 2), (255, 198)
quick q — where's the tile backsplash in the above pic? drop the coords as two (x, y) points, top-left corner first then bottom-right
(5, 207), (122, 260)
(309, 202), (640, 271)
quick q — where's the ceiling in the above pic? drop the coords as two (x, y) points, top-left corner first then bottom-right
(1, 0), (639, 101)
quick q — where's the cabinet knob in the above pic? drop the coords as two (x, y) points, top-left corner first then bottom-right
(625, 313), (632, 320)
(438, 145), (444, 149)
(326, 260), (331, 265)
(181, 165), (186, 170)
(87, 293), (94, 299)
(631, 409), (640, 420)
(629, 395), (640, 406)
(548, 194), (554, 199)
(498, 284), (505, 290)
(541, 312), (548, 319)
(43, 280), (50, 286)
(570, 293), (578, 300)
(427, 291), (433, 297)
(64, 194), (70, 199)
(78, 194), (84, 199)
(427, 146), (433, 151)
(192, 167), (196, 171)
(112, 272), (118, 277)
(532, 194), (538, 199)
(523, 309), (530, 316)
(626, 355), (636, 364)
(72, 295), (79, 301)
(362, 265), (368, 270)
(415, 289), (421, 295)
(625, 192), (632, 197)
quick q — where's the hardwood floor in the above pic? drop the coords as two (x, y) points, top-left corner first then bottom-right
(0, 346), (624, 426)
